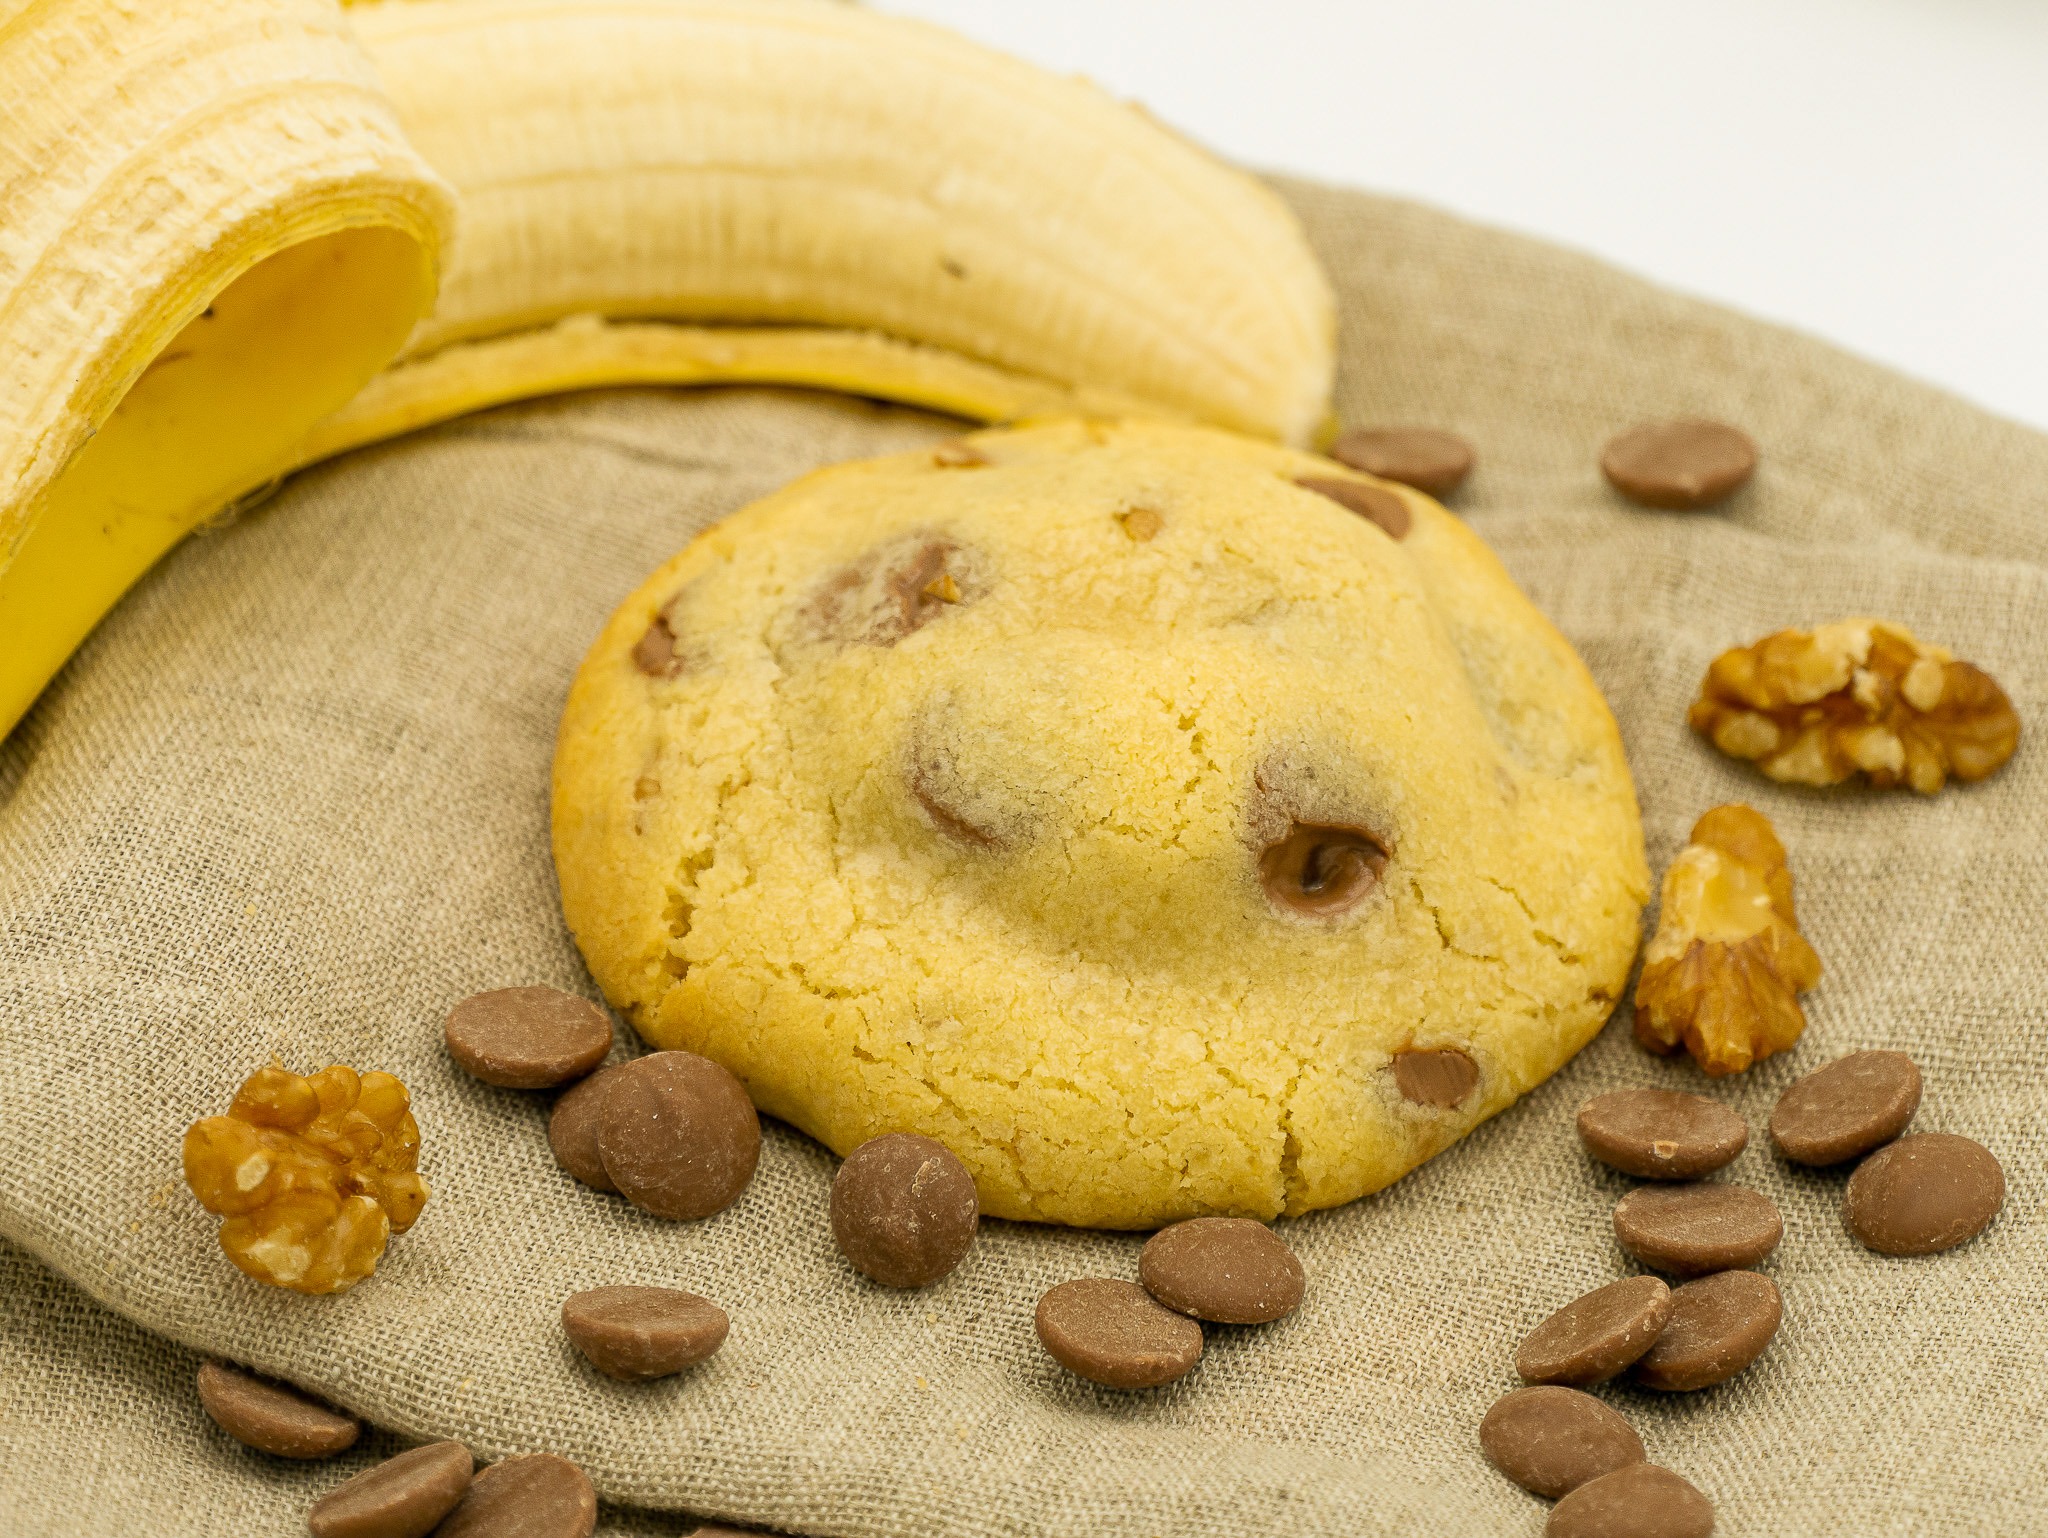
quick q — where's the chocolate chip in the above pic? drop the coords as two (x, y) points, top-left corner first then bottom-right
(931, 440), (986, 468)
(307, 1441), (474, 1538)
(548, 1066), (622, 1193)
(1329, 427), (1475, 498)
(1599, 420), (1757, 510)
(1630, 1270), (1781, 1391)
(433, 1454), (596, 1538)
(1546, 1464), (1714, 1538)
(1577, 1088), (1748, 1179)
(1259, 821), (1387, 919)
(830, 1133), (980, 1288)
(1035, 1278), (1204, 1389)
(1769, 1050), (1921, 1166)
(1294, 476), (1412, 539)
(1612, 1183), (1782, 1275)
(444, 987), (612, 1090)
(1116, 507), (1163, 541)
(596, 1051), (760, 1220)
(1844, 1132), (2003, 1256)
(560, 1285), (729, 1380)
(1391, 1047), (1479, 1109)
(803, 535), (976, 647)
(632, 611), (686, 678)
(1515, 1275), (1672, 1386)
(195, 1361), (359, 1459)
(1479, 1386), (1644, 1500)
(1138, 1217), (1305, 1324)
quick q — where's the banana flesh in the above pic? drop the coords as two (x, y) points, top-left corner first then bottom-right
(1, 0), (1336, 739)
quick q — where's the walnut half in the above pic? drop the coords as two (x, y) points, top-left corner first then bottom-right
(1634, 804), (1822, 1077)
(1688, 618), (2018, 794)
(182, 1063), (428, 1295)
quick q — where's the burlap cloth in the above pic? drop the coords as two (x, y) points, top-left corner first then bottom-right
(2, 180), (2043, 1537)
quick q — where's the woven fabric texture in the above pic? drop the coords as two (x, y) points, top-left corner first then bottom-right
(1, 179), (2043, 1537)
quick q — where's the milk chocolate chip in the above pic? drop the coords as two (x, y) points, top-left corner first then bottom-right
(1600, 420), (1756, 510)
(1294, 476), (1412, 540)
(1259, 822), (1387, 919)
(1480, 1386), (1645, 1499)
(1392, 1048), (1479, 1109)
(1035, 1278), (1203, 1389)
(307, 1441), (474, 1538)
(1630, 1270), (1781, 1392)
(1769, 1050), (1921, 1166)
(830, 1132), (980, 1288)
(1330, 427), (1475, 498)
(1844, 1132), (2003, 1256)
(1139, 1217), (1305, 1324)
(1577, 1089), (1747, 1179)
(1612, 1184), (1782, 1276)
(561, 1285), (729, 1380)
(805, 535), (975, 647)
(433, 1454), (596, 1538)
(632, 609), (687, 679)
(595, 1051), (760, 1220)
(1516, 1275), (1672, 1386)
(548, 1066), (622, 1192)
(195, 1361), (359, 1459)
(1546, 1463), (1715, 1538)
(445, 987), (612, 1090)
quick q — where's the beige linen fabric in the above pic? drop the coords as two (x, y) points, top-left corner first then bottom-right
(2, 180), (2044, 1537)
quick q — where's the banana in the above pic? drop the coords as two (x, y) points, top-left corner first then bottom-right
(1, 0), (1336, 739)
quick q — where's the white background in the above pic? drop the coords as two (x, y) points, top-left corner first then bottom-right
(875, 0), (2048, 431)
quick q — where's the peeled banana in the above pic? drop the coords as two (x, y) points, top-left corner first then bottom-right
(1, 0), (1337, 739)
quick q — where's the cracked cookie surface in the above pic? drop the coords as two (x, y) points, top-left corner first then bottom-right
(552, 420), (1646, 1228)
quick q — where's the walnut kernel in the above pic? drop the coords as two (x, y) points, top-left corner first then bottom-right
(1634, 804), (1822, 1077)
(182, 1063), (428, 1294)
(1688, 619), (2018, 794)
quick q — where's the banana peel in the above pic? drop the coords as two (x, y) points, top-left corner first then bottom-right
(0, 0), (1337, 739)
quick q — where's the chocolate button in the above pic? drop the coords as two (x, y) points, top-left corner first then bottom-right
(1480, 1386), (1644, 1499)
(433, 1454), (596, 1538)
(560, 1285), (729, 1380)
(1139, 1217), (1305, 1324)
(548, 1066), (622, 1192)
(196, 1361), (359, 1459)
(1392, 1048), (1479, 1110)
(1329, 426), (1475, 498)
(1845, 1132), (2003, 1256)
(1600, 420), (1756, 510)
(1577, 1089), (1747, 1179)
(1547, 1463), (1714, 1538)
(1035, 1278), (1203, 1389)
(1259, 821), (1388, 918)
(1770, 1050), (1921, 1166)
(1630, 1270), (1781, 1392)
(1516, 1275), (1672, 1386)
(1294, 476), (1412, 539)
(307, 1441), (474, 1538)
(830, 1133), (980, 1288)
(595, 1051), (760, 1220)
(444, 987), (612, 1090)
(1613, 1184), (1782, 1275)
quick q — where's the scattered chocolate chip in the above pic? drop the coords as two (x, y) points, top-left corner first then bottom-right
(1035, 1278), (1204, 1389)
(560, 1285), (729, 1380)
(1600, 420), (1757, 510)
(548, 1066), (622, 1193)
(1259, 821), (1388, 919)
(307, 1441), (474, 1538)
(1577, 1088), (1748, 1180)
(1844, 1132), (2003, 1256)
(1392, 1047), (1480, 1110)
(1612, 1183), (1782, 1276)
(195, 1361), (359, 1460)
(596, 1051), (761, 1221)
(803, 535), (977, 648)
(444, 987), (612, 1090)
(1516, 1275), (1672, 1386)
(1294, 476), (1412, 540)
(1329, 427), (1475, 498)
(433, 1454), (596, 1538)
(830, 1133), (980, 1288)
(1117, 507), (1163, 541)
(1480, 1386), (1645, 1500)
(1546, 1463), (1714, 1538)
(1630, 1270), (1781, 1391)
(1138, 1217), (1305, 1324)
(1769, 1050), (1922, 1166)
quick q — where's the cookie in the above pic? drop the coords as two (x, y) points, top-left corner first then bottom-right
(553, 420), (1646, 1227)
